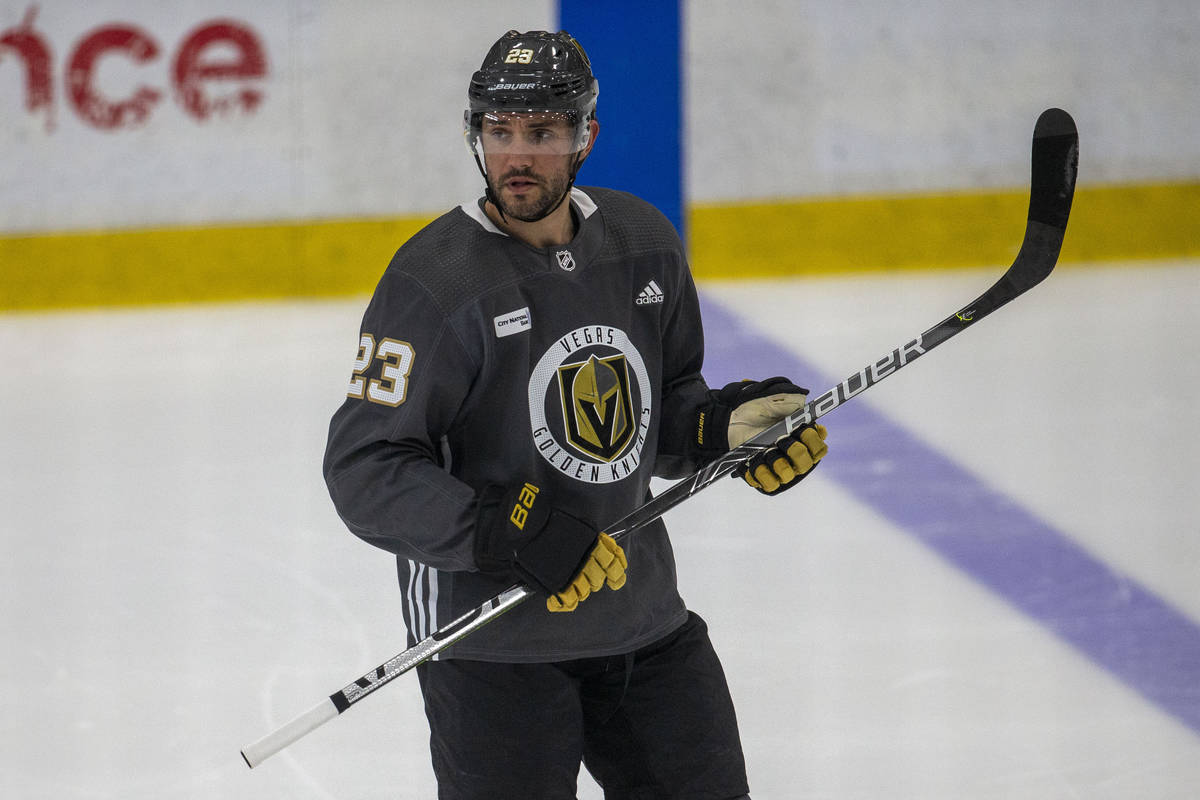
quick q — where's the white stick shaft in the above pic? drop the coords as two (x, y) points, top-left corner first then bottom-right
(241, 698), (339, 768)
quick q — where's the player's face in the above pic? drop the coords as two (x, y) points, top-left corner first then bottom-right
(480, 113), (579, 222)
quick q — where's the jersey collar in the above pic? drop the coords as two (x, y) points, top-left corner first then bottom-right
(460, 187), (598, 237)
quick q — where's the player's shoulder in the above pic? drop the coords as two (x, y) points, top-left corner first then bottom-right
(379, 203), (507, 312)
(578, 186), (683, 257)
(580, 185), (663, 219)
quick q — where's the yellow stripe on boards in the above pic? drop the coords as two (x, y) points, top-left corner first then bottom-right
(687, 181), (1200, 279)
(0, 216), (432, 311)
(1, 181), (1197, 311)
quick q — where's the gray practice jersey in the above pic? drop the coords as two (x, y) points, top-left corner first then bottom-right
(323, 186), (714, 662)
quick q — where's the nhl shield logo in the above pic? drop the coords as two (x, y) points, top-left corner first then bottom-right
(555, 249), (576, 271)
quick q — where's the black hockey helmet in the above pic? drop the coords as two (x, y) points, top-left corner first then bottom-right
(464, 30), (599, 158)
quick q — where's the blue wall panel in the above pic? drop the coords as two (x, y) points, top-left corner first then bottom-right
(558, 0), (684, 236)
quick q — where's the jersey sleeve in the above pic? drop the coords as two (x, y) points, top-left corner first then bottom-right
(322, 268), (481, 572)
(653, 253), (713, 479)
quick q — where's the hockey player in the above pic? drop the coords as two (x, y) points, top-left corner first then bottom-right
(323, 29), (829, 799)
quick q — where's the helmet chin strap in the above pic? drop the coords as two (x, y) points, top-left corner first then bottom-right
(473, 148), (588, 226)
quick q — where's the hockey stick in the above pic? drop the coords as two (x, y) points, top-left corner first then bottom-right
(241, 107), (1078, 769)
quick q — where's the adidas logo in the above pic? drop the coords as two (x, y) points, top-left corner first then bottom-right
(635, 279), (665, 305)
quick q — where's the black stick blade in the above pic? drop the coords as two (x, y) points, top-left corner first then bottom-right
(997, 108), (1079, 298)
(1028, 107), (1079, 231)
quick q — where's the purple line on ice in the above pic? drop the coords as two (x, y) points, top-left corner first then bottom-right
(700, 293), (1200, 736)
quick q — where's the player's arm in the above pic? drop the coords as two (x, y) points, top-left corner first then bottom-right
(322, 271), (480, 572)
(653, 260), (720, 478)
(651, 253), (828, 493)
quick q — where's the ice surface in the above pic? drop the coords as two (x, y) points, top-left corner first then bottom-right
(2, 261), (1198, 798)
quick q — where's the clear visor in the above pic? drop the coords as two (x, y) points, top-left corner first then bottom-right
(464, 110), (590, 157)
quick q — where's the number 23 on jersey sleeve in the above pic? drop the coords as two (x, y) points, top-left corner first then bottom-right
(347, 333), (416, 408)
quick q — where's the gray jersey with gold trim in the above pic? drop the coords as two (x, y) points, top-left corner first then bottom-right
(323, 186), (713, 662)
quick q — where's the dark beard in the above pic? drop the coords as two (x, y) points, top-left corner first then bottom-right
(489, 168), (572, 223)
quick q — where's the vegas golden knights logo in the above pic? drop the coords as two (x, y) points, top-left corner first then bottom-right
(557, 354), (634, 462)
(529, 324), (651, 485)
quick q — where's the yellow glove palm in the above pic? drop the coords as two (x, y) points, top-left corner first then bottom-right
(547, 533), (628, 612)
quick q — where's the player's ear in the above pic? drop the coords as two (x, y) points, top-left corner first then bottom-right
(581, 119), (599, 158)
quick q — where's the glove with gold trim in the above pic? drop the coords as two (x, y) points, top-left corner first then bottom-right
(738, 422), (828, 495)
(546, 533), (627, 613)
(696, 377), (808, 453)
(696, 377), (828, 495)
(474, 482), (627, 612)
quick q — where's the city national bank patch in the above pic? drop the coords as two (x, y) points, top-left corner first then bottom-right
(493, 306), (531, 338)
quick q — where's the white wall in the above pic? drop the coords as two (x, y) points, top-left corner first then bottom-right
(0, 0), (553, 233)
(2, 0), (1197, 234)
(685, 0), (1200, 201)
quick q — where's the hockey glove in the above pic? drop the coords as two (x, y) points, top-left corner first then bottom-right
(695, 377), (810, 455)
(546, 533), (627, 613)
(474, 482), (627, 612)
(738, 423), (828, 495)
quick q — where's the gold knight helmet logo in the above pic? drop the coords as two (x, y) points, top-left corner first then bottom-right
(528, 324), (652, 485)
(557, 354), (634, 462)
